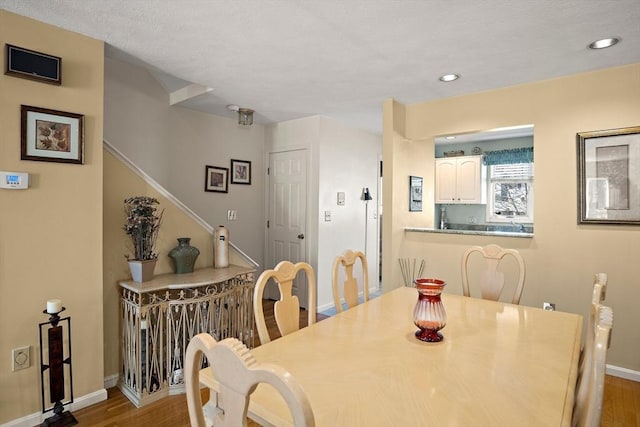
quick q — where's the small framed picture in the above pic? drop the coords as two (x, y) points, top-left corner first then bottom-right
(21, 105), (84, 164)
(577, 125), (640, 224)
(230, 159), (251, 185)
(409, 175), (423, 212)
(205, 165), (229, 193)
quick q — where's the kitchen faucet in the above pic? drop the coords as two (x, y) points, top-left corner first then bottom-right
(511, 221), (526, 232)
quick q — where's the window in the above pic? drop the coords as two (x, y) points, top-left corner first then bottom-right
(487, 163), (534, 222)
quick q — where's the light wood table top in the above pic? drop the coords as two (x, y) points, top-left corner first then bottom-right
(201, 287), (583, 426)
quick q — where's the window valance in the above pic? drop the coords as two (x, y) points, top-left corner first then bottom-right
(483, 147), (533, 165)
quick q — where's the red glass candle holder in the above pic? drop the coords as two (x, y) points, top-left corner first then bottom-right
(413, 278), (447, 342)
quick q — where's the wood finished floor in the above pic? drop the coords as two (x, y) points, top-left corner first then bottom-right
(68, 301), (639, 426)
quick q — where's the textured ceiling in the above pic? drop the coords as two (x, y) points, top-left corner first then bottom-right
(1, 1), (639, 134)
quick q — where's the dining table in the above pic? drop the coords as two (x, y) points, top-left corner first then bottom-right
(199, 286), (583, 426)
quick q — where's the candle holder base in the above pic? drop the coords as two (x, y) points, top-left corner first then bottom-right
(41, 410), (77, 427)
(39, 310), (75, 427)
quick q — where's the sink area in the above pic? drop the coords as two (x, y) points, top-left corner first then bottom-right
(444, 223), (533, 233)
(404, 222), (534, 238)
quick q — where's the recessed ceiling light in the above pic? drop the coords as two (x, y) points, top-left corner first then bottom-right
(445, 136), (456, 140)
(588, 37), (620, 49)
(439, 74), (460, 82)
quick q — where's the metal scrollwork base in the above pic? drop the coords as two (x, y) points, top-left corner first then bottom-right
(118, 268), (254, 407)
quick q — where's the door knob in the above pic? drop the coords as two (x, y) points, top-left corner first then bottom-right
(297, 234), (305, 240)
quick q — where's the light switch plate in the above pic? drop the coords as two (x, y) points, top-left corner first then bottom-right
(324, 211), (332, 221)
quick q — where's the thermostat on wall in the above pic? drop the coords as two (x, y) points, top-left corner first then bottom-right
(0, 171), (29, 189)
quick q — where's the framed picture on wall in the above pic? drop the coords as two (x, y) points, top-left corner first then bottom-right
(230, 159), (251, 185)
(205, 165), (229, 193)
(577, 125), (640, 224)
(21, 105), (84, 164)
(409, 175), (423, 212)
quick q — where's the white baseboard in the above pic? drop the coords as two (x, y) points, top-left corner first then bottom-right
(317, 300), (334, 313)
(0, 388), (107, 427)
(607, 364), (640, 382)
(104, 373), (119, 389)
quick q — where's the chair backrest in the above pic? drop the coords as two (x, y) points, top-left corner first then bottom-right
(461, 244), (526, 304)
(185, 334), (315, 427)
(332, 249), (369, 313)
(592, 273), (608, 304)
(253, 261), (317, 345)
(582, 274), (607, 361)
(573, 305), (613, 427)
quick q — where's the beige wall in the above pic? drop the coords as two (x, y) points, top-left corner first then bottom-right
(384, 64), (640, 371)
(316, 117), (381, 308)
(102, 149), (216, 378)
(102, 57), (268, 381)
(104, 56), (266, 276)
(0, 10), (104, 423)
(104, 57), (171, 186)
(382, 99), (418, 295)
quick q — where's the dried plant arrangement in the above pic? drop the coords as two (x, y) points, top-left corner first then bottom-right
(123, 196), (164, 261)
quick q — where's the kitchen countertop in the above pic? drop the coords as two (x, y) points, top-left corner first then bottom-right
(405, 226), (534, 238)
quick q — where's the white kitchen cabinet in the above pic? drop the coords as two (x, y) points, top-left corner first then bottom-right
(435, 155), (486, 204)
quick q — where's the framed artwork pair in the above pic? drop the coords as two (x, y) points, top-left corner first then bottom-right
(205, 159), (251, 193)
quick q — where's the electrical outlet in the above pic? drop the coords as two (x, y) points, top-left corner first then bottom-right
(543, 302), (556, 311)
(12, 346), (30, 371)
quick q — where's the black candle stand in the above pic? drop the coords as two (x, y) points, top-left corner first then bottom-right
(39, 307), (77, 427)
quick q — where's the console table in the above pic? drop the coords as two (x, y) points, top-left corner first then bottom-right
(118, 265), (255, 407)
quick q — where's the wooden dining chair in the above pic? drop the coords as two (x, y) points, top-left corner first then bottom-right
(332, 249), (369, 313)
(185, 333), (315, 427)
(592, 273), (608, 304)
(253, 261), (317, 345)
(461, 244), (526, 304)
(575, 301), (600, 419)
(579, 274), (608, 367)
(572, 305), (613, 427)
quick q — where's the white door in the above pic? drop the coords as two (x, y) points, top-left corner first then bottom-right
(266, 149), (308, 307)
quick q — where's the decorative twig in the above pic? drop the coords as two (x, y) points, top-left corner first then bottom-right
(399, 258), (426, 287)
